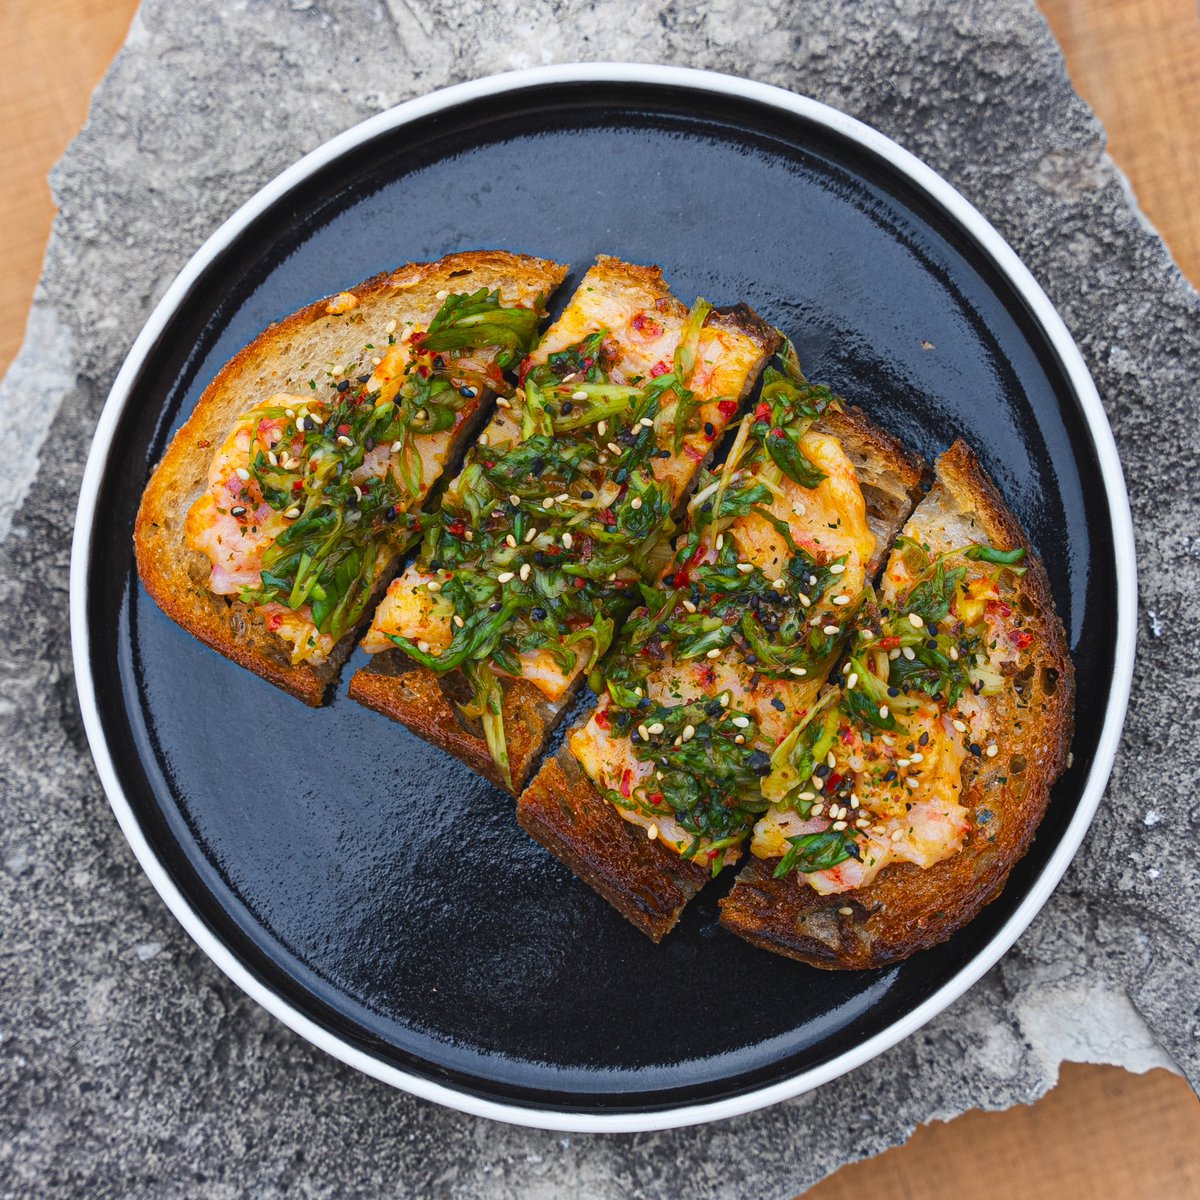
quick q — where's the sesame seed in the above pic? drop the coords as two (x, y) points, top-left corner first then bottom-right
(910, 752), (924, 763)
(888, 648), (901, 660)
(453, 615), (464, 628)
(556, 492), (570, 502)
(737, 562), (754, 574)
(384, 319), (397, 334)
(953, 719), (968, 733)
(647, 824), (659, 841)
(519, 563), (531, 581)
(235, 467), (251, 481)
(495, 396), (512, 409)
(476, 431), (486, 444)
(639, 417), (655, 428)
(284, 507), (300, 519)
(949, 646), (959, 661)
(909, 612), (924, 628)
(812, 776), (824, 791)
(860, 629), (874, 641)
(647, 722), (664, 735)
(839, 905), (853, 915)
(891, 828), (905, 841)
(337, 435), (353, 447)
(391, 441), (403, 453)
(705, 648), (721, 659)
(719, 692), (730, 707)
(638, 724), (650, 740)
(426, 581), (441, 593)
(607, 441), (622, 455)
(823, 625), (840, 636)
(630, 497), (643, 510)
(832, 594), (851, 606)
(788, 666), (808, 677)
(811, 803), (824, 817)
(509, 494), (521, 506)
(856, 817), (871, 829)
(771, 577), (787, 591)
(715, 534), (724, 550)
(372, 356), (382, 367)
(682, 600), (697, 613)
(897, 758), (911, 768)
(572, 390), (588, 400)
(524, 528), (537, 543)
(417, 640), (431, 653)
(879, 704), (890, 718)
(732, 716), (750, 728)
(850, 794), (860, 809)
(902, 646), (916, 660)
(827, 752), (836, 768)
(435, 289), (448, 299)
(285, 408), (295, 418)
(307, 412), (324, 426)
(734, 734), (745, 744)
(561, 532), (573, 549)
(832, 820), (848, 831)
(906, 776), (920, 789)
(352, 485), (363, 502)
(798, 594), (812, 607)
(829, 563), (846, 575)
(847, 672), (859, 689)
(682, 724), (695, 742)
(799, 791), (816, 802)
(332, 364), (345, 377)
(986, 743), (999, 758)
(497, 571), (515, 584)
(267, 450), (279, 467)
(542, 496), (555, 509)
(792, 500), (807, 517)
(596, 421), (607, 436)
(505, 534), (517, 548)
(230, 505), (247, 518)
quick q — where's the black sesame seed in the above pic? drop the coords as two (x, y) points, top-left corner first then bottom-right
(887, 687), (900, 697)
(384, 506), (398, 522)
(704, 421), (715, 437)
(748, 749), (772, 776)
(770, 697), (786, 712)
(459, 385), (476, 398)
(614, 467), (628, 484)
(918, 731), (929, 746)
(296, 417), (309, 432)
(561, 401), (574, 415)
(581, 490), (594, 500)
(813, 763), (830, 779)
(336, 379), (350, 392)
(883, 769), (898, 782)
(357, 374), (370, 384)
(364, 438), (375, 452)
(230, 505), (247, 517)
(969, 743), (982, 757)
(489, 602), (503, 613)
(706, 700), (724, 717)
(638, 696), (651, 709)
(531, 607), (547, 621)
(745, 654), (757, 665)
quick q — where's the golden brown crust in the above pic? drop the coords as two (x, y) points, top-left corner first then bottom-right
(719, 440), (1075, 968)
(517, 407), (928, 940)
(348, 262), (779, 788)
(517, 753), (711, 942)
(134, 251), (568, 705)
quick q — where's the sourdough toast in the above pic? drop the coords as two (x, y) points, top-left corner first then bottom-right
(517, 402), (927, 941)
(718, 441), (1074, 967)
(349, 257), (779, 790)
(135, 250), (567, 705)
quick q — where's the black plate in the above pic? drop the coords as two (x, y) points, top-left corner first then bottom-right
(83, 77), (1116, 1118)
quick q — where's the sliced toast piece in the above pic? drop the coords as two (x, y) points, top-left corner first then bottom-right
(718, 440), (1074, 967)
(349, 257), (779, 790)
(135, 251), (567, 704)
(518, 377), (927, 941)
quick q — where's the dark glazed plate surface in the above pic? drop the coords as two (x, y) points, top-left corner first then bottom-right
(84, 77), (1117, 1117)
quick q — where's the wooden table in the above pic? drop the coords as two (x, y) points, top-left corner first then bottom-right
(2, 3), (1196, 1196)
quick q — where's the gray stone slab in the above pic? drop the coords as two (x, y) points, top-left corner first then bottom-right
(1, 1), (1197, 1197)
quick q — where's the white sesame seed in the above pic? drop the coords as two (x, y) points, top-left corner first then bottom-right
(823, 625), (840, 636)
(880, 735), (895, 746)
(352, 485), (363, 502)
(715, 534), (724, 550)
(891, 828), (905, 841)
(638, 724), (650, 740)
(647, 824), (659, 841)
(435, 289), (448, 299)
(827, 752), (836, 768)
(811, 803), (824, 817)
(647, 722), (665, 735)
(391, 441), (403, 453)
(734, 734), (745, 744)
(829, 563), (846, 575)
(839, 905), (853, 915)
(417, 640), (431, 653)
(798, 594), (812, 608)
(542, 496), (555, 509)
(986, 743), (999, 758)
(902, 646), (916, 660)
(682, 600), (697, 613)
(556, 492), (570, 502)
(596, 420), (607, 436)
(505, 534), (517, 548)
(285, 408), (295, 418)
(788, 666), (807, 677)
(850, 793), (860, 809)
(384, 319), (397, 334)
(519, 563), (531, 582)
(860, 630), (874, 641)
(879, 704), (890, 718)
(909, 612), (925, 628)
(332, 364), (345, 377)
(732, 716), (750, 728)
(808, 575), (818, 587)
(509, 494), (521, 507)
(571, 390), (588, 400)
(842, 661), (851, 674)
(847, 672), (859, 689)
(706, 647), (721, 659)
(426, 580), (441, 593)
(372, 356), (382, 367)
(673, 736), (682, 747)
(562, 532), (573, 549)
(337, 435), (353, 447)
(897, 758), (911, 768)
(453, 615), (464, 628)
(953, 719), (968, 733)
(639, 417), (655, 428)
(476, 431), (486, 444)
(771, 577), (787, 590)
(910, 752), (924, 763)
(888, 648), (901, 660)
(949, 646), (960, 661)
(832, 820), (848, 831)
(856, 817), (871, 829)
(308, 411), (324, 426)
(719, 693), (730, 707)
(236, 467), (251, 481)
(792, 500), (807, 516)
(630, 497), (643, 510)
(497, 571), (515, 584)
(812, 776), (824, 791)
(495, 396), (512, 409)
(682, 724), (695, 742)
(832, 594), (851, 606)
(267, 451), (279, 466)
(524, 528), (537, 543)
(906, 776), (920, 790)
(284, 507), (300, 519)
(737, 562), (754, 574)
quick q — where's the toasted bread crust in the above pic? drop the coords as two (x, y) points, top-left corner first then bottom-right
(517, 753), (711, 941)
(348, 260), (780, 787)
(718, 440), (1075, 968)
(516, 407), (927, 939)
(134, 251), (567, 705)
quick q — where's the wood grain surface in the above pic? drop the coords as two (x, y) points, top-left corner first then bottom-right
(1, 1), (1197, 1196)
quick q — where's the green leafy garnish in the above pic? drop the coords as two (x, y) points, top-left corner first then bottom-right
(773, 830), (855, 878)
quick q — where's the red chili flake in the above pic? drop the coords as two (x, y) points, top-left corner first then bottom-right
(573, 577), (585, 589)
(827, 773), (843, 790)
(619, 768), (634, 799)
(649, 360), (671, 378)
(754, 402), (771, 422)
(841, 725), (855, 745)
(718, 399), (739, 420)
(265, 611), (284, 632)
(770, 427), (785, 439)
(1011, 630), (1033, 649)
(599, 507), (617, 527)
(410, 330), (427, 349)
(447, 520), (466, 536)
(417, 365), (430, 379)
(672, 569), (690, 588)
(699, 664), (716, 687)
(987, 600), (1013, 619)
(876, 636), (902, 650)
(292, 480), (304, 491)
(648, 792), (664, 806)
(483, 460), (495, 469)
(708, 849), (720, 861)
(631, 312), (664, 338)
(566, 614), (591, 631)
(684, 443), (704, 463)
(337, 423), (351, 436)
(594, 707), (610, 730)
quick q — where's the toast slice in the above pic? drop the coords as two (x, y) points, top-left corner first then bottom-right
(349, 257), (779, 790)
(135, 250), (567, 704)
(718, 441), (1074, 968)
(517, 356), (927, 941)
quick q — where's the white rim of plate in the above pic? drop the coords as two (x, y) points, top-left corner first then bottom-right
(69, 63), (1137, 1133)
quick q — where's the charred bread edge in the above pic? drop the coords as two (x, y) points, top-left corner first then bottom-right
(718, 439), (1075, 968)
(516, 406), (927, 939)
(348, 290), (781, 791)
(134, 251), (568, 707)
